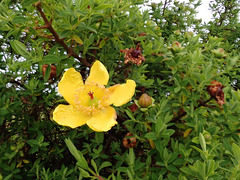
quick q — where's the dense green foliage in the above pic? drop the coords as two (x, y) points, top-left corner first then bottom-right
(1, 0), (240, 179)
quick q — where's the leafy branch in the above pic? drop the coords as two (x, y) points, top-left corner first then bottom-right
(34, 1), (91, 67)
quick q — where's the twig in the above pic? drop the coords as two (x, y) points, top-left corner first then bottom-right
(34, 1), (91, 67)
(171, 97), (213, 122)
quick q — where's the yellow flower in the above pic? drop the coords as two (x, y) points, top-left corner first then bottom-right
(53, 60), (136, 132)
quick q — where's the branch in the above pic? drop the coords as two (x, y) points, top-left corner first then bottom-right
(162, 0), (168, 17)
(171, 97), (213, 122)
(34, 1), (91, 67)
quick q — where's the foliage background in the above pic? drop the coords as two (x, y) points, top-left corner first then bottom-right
(1, 0), (240, 179)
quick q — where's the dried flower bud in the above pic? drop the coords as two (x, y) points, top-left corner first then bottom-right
(207, 80), (225, 106)
(120, 43), (145, 66)
(42, 65), (57, 79)
(138, 93), (152, 108)
(123, 133), (137, 148)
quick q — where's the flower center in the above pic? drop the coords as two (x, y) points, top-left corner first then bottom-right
(74, 82), (110, 115)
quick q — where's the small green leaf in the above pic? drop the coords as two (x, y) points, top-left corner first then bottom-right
(128, 148), (135, 166)
(42, 55), (61, 64)
(43, 65), (51, 82)
(59, 29), (71, 39)
(78, 168), (90, 178)
(0, 107), (9, 116)
(232, 143), (240, 162)
(199, 133), (207, 152)
(167, 165), (179, 172)
(126, 169), (134, 180)
(98, 161), (112, 172)
(144, 132), (157, 140)
(91, 159), (98, 173)
(11, 40), (31, 59)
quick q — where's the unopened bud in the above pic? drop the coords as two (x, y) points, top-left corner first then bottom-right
(212, 48), (227, 58)
(138, 93), (152, 108)
(168, 41), (183, 53)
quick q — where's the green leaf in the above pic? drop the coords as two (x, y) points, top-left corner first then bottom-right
(128, 148), (135, 166)
(0, 107), (9, 116)
(12, 16), (28, 24)
(126, 169), (134, 180)
(10, 40), (31, 59)
(65, 138), (88, 170)
(59, 29), (71, 39)
(199, 133), (207, 152)
(91, 159), (98, 173)
(42, 55), (61, 64)
(232, 143), (240, 162)
(78, 168), (90, 178)
(43, 65), (51, 82)
(94, 4), (114, 10)
(144, 132), (157, 140)
(167, 165), (179, 172)
(95, 132), (104, 144)
(98, 161), (112, 172)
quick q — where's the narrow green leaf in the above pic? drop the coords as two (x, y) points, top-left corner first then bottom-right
(232, 143), (240, 162)
(43, 65), (51, 82)
(126, 169), (134, 180)
(199, 133), (206, 152)
(128, 148), (135, 166)
(91, 159), (98, 173)
(65, 138), (88, 170)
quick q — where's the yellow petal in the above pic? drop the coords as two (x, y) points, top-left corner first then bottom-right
(58, 68), (83, 105)
(107, 80), (136, 106)
(53, 104), (90, 128)
(86, 60), (109, 85)
(86, 106), (117, 132)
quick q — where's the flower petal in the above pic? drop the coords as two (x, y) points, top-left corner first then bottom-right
(53, 104), (90, 128)
(58, 68), (83, 105)
(86, 60), (109, 85)
(86, 106), (117, 132)
(107, 80), (136, 106)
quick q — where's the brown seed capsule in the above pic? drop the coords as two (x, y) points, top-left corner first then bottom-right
(123, 133), (137, 148)
(138, 93), (152, 108)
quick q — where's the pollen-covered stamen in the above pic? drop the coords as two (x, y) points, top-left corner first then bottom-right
(88, 91), (94, 99)
(74, 82), (111, 115)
